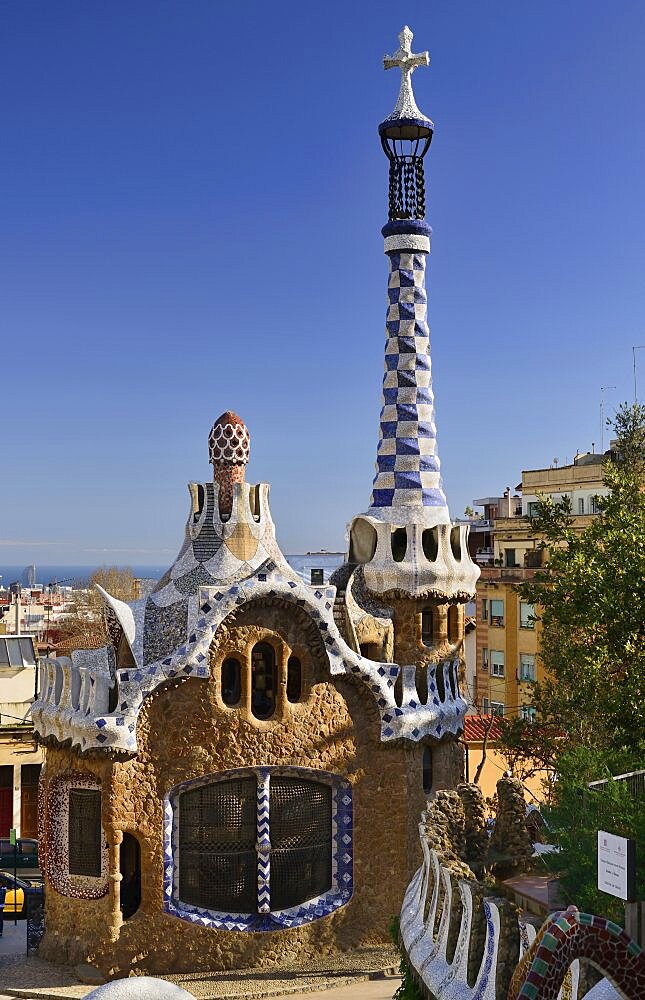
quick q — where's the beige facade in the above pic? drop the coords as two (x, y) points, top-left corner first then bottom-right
(38, 599), (463, 977)
(470, 453), (609, 719)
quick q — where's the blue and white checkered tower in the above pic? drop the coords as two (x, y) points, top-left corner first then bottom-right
(348, 27), (479, 600)
(371, 26), (446, 523)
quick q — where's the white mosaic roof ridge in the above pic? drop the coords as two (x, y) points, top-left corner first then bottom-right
(31, 557), (468, 754)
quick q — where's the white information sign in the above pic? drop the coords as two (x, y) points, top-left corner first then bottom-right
(597, 830), (636, 901)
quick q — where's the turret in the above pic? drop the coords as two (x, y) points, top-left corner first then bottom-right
(347, 26), (479, 604)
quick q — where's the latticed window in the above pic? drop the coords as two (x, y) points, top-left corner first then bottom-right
(269, 778), (331, 910)
(68, 788), (102, 877)
(179, 777), (257, 913)
(173, 769), (347, 923)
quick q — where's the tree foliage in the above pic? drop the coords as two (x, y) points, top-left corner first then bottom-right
(499, 403), (645, 914)
(53, 566), (137, 648)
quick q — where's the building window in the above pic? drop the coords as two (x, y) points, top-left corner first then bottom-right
(490, 600), (504, 627)
(481, 599), (488, 622)
(482, 697), (489, 713)
(421, 607), (434, 646)
(447, 605), (459, 642)
(578, 498), (585, 514)
(527, 502), (540, 517)
(166, 767), (352, 931)
(490, 651), (505, 677)
(481, 647), (489, 670)
(520, 706), (537, 722)
(519, 602), (535, 629)
(251, 643), (276, 720)
(519, 653), (536, 681)
(286, 656), (302, 703)
(591, 496), (601, 514)
(221, 657), (241, 706)
(69, 788), (102, 877)
(422, 747), (433, 794)
(505, 549), (517, 568)
(491, 701), (505, 717)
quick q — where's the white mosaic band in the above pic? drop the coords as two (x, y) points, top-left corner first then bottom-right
(383, 234), (431, 253)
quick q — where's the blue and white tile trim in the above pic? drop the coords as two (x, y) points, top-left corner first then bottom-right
(162, 766), (353, 932)
(368, 242), (450, 525)
(31, 559), (467, 753)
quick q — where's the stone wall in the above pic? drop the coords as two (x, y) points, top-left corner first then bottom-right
(487, 776), (533, 875)
(40, 600), (429, 977)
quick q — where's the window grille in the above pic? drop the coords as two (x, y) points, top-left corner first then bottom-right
(178, 777), (257, 913)
(269, 778), (332, 910)
(176, 771), (335, 918)
(69, 788), (102, 877)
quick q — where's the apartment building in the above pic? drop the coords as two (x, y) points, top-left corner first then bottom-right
(470, 451), (609, 719)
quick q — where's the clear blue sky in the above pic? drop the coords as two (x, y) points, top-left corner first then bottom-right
(2, 1), (644, 566)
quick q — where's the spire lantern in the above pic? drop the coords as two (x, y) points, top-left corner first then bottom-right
(379, 26), (433, 223)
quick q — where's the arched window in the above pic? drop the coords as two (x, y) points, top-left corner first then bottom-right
(448, 605), (459, 643)
(119, 832), (141, 919)
(422, 747), (433, 794)
(221, 657), (241, 706)
(391, 527), (407, 562)
(421, 607), (433, 646)
(286, 656), (302, 703)
(251, 643), (276, 720)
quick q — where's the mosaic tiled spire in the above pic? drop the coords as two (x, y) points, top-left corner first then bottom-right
(367, 27), (450, 527)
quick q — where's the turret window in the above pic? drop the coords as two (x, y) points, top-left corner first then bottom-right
(421, 607), (433, 646)
(447, 605), (459, 643)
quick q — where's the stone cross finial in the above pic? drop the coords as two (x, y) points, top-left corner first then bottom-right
(383, 26), (430, 122)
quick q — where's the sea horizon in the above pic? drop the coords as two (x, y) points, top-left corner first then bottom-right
(0, 552), (345, 589)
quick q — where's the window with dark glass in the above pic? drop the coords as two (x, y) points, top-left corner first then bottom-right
(421, 607), (433, 646)
(176, 773), (333, 915)
(448, 605), (459, 642)
(69, 788), (102, 877)
(221, 657), (241, 706)
(178, 777), (257, 913)
(422, 747), (433, 794)
(269, 778), (332, 909)
(251, 643), (276, 720)
(286, 657), (302, 703)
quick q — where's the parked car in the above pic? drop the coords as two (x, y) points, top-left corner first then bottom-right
(0, 838), (39, 870)
(0, 872), (35, 917)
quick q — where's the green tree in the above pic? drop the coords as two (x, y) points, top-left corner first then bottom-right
(499, 404), (645, 913)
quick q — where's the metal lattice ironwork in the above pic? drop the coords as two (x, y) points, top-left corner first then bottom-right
(387, 154), (426, 221)
(68, 788), (102, 877)
(269, 778), (332, 910)
(176, 773), (333, 915)
(178, 777), (257, 913)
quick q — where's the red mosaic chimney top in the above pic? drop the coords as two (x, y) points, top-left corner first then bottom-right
(208, 412), (250, 517)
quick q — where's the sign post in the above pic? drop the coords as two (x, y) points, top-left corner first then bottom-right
(598, 830), (640, 944)
(9, 827), (17, 926)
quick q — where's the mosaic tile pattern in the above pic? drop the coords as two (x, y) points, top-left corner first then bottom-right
(162, 766), (352, 932)
(510, 908), (645, 1000)
(368, 249), (448, 522)
(32, 558), (468, 753)
(42, 771), (109, 900)
(401, 824), (645, 1000)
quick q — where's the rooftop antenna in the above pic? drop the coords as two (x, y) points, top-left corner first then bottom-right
(632, 346), (645, 402)
(600, 386), (616, 453)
